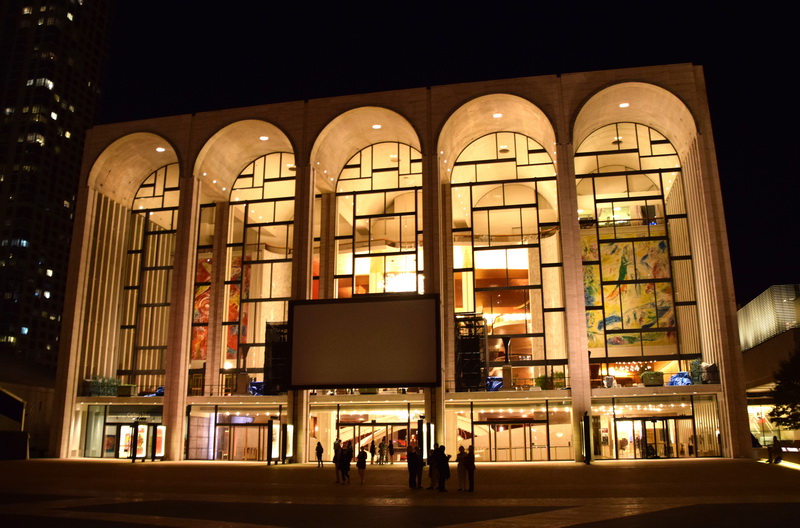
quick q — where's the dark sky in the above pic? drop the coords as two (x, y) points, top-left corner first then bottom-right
(98, 4), (796, 307)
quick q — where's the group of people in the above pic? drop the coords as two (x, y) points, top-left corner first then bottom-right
(368, 438), (395, 464)
(319, 438), (476, 491)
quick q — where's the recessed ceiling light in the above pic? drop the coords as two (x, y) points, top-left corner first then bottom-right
(259, 136), (269, 141)
(492, 113), (502, 118)
(372, 124), (381, 129)
(619, 103), (630, 108)
(155, 147), (166, 152)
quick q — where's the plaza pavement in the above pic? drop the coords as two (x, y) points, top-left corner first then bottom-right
(1, 457), (799, 527)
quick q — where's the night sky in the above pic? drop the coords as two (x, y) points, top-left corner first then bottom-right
(97, 4), (796, 307)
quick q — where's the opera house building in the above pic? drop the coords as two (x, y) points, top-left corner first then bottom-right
(50, 63), (752, 463)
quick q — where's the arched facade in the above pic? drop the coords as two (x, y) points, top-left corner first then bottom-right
(52, 64), (750, 466)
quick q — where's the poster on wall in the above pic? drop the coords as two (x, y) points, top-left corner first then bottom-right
(136, 424), (147, 457)
(118, 426), (132, 458)
(155, 426), (166, 458)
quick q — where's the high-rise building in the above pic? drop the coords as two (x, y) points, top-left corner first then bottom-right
(0, 0), (111, 370)
(51, 63), (752, 463)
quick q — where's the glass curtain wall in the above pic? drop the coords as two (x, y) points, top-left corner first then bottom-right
(576, 123), (700, 387)
(592, 395), (720, 459)
(334, 142), (423, 297)
(451, 132), (566, 388)
(224, 153), (295, 389)
(118, 163), (180, 393)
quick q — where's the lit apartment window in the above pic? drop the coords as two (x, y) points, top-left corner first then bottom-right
(22, 6), (32, 14)
(26, 133), (45, 146)
(27, 78), (54, 90)
(21, 327), (28, 335)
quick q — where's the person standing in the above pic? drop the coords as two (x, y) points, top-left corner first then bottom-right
(455, 445), (467, 491)
(356, 446), (368, 484)
(369, 440), (376, 464)
(769, 436), (783, 464)
(388, 439), (395, 463)
(339, 441), (352, 484)
(406, 446), (418, 488)
(465, 444), (476, 492)
(315, 441), (324, 468)
(333, 439), (342, 483)
(437, 444), (451, 492)
(378, 439), (386, 465)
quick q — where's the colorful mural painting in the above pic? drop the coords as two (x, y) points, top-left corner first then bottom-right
(582, 233), (676, 352)
(227, 256), (249, 360)
(191, 257), (212, 360)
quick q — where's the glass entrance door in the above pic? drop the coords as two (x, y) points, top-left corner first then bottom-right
(473, 421), (548, 461)
(337, 422), (416, 463)
(215, 425), (272, 461)
(615, 418), (694, 459)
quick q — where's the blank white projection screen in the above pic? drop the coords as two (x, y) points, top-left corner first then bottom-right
(289, 296), (440, 388)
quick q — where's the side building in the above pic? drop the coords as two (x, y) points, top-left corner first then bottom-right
(51, 63), (751, 463)
(739, 284), (800, 447)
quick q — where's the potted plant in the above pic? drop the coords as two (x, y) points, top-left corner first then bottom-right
(641, 370), (664, 387)
(535, 374), (554, 390)
(689, 358), (704, 385)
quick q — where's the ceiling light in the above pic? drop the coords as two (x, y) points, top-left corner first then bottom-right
(259, 136), (269, 141)
(493, 113), (502, 118)
(155, 147), (166, 152)
(372, 124), (381, 129)
(619, 102), (630, 108)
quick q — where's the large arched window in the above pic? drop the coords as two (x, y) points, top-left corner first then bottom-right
(119, 163), (180, 392)
(451, 132), (566, 388)
(576, 123), (700, 381)
(224, 152), (295, 382)
(334, 142), (423, 297)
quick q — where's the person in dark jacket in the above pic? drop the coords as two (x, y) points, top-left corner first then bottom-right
(465, 444), (476, 492)
(436, 444), (451, 492)
(406, 446), (419, 488)
(356, 446), (368, 483)
(339, 441), (352, 484)
(315, 441), (324, 467)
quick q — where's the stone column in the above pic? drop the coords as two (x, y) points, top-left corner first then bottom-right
(555, 140), (592, 462)
(162, 175), (200, 461)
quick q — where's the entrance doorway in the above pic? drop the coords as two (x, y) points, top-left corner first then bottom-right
(213, 424), (285, 461)
(337, 422), (417, 463)
(102, 423), (166, 459)
(615, 417), (695, 459)
(472, 420), (549, 461)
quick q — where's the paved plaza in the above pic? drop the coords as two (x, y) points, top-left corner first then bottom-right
(1, 457), (799, 527)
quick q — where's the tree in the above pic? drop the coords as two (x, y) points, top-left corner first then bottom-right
(768, 348), (800, 430)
